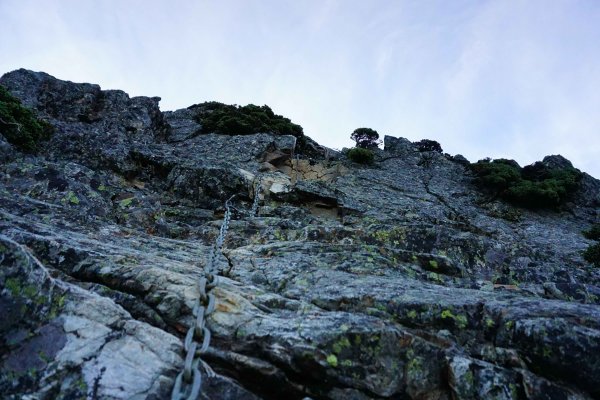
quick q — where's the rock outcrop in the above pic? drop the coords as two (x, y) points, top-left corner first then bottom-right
(1, 69), (599, 399)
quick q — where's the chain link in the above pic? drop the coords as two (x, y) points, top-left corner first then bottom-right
(251, 176), (262, 217)
(172, 177), (261, 400)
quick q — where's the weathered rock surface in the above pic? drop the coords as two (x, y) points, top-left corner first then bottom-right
(1, 69), (599, 399)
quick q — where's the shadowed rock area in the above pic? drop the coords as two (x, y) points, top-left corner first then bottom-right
(1, 69), (599, 399)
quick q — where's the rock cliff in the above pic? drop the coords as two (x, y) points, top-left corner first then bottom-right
(1, 69), (599, 399)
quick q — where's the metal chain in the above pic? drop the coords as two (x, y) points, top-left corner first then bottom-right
(251, 176), (262, 217)
(211, 177), (261, 219)
(171, 195), (232, 400)
(172, 176), (261, 400)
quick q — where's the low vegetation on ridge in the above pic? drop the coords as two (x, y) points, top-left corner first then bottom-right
(0, 84), (53, 153)
(347, 147), (375, 164)
(415, 139), (443, 153)
(190, 101), (303, 137)
(470, 158), (582, 209)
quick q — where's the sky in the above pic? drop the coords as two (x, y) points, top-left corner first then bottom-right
(1, 0), (599, 178)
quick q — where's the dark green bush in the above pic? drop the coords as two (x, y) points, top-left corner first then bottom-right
(582, 223), (600, 267)
(351, 127), (381, 149)
(415, 139), (443, 152)
(521, 161), (550, 181)
(191, 101), (303, 137)
(583, 224), (600, 241)
(470, 159), (522, 192)
(504, 178), (566, 208)
(583, 243), (600, 267)
(347, 147), (374, 164)
(0, 85), (53, 153)
(470, 158), (581, 209)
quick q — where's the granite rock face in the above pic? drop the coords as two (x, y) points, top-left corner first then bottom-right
(1, 69), (599, 399)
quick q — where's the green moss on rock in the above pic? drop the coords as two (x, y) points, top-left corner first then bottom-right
(5, 277), (21, 295)
(332, 337), (351, 354)
(441, 309), (468, 329)
(326, 354), (338, 367)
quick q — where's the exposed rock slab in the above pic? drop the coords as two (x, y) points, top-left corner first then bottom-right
(1, 69), (599, 399)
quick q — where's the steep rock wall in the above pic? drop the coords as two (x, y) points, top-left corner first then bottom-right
(1, 69), (599, 399)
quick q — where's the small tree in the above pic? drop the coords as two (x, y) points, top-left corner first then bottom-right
(351, 127), (381, 149)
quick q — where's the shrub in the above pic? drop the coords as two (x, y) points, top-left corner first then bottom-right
(0, 85), (53, 153)
(504, 179), (563, 208)
(470, 158), (582, 209)
(415, 139), (443, 153)
(521, 161), (550, 181)
(583, 224), (600, 241)
(470, 159), (521, 192)
(347, 147), (374, 164)
(350, 127), (381, 149)
(191, 101), (303, 137)
(583, 243), (600, 267)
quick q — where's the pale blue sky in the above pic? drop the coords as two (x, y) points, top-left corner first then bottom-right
(1, 0), (599, 177)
